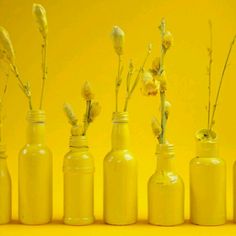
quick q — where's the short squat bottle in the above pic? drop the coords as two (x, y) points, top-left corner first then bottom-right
(104, 112), (137, 225)
(19, 110), (52, 225)
(63, 134), (94, 225)
(190, 132), (226, 226)
(0, 144), (11, 224)
(148, 143), (184, 226)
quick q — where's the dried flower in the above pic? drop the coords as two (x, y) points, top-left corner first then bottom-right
(112, 26), (125, 55)
(71, 124), (83, 136)
(162, 31), (173, 50)
(151, 117), (162, 139)
(158, 72), (167, 92)
(0, 26), (15, 64)
(141, 70), (159, 96)
(151, 57), (160, 75)
(32, 3), (48, 39)
(164, 100), (171, 119)
(63, 103), (78, 126)
(81, 80), (94, 101)
(89, 101), (101, 122)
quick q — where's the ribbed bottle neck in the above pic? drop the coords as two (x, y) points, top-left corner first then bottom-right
(111, 112), (129, 150)
(156, 143), (175, 172)
(69, 135), (88, 149)
(26, 110), (46, 144)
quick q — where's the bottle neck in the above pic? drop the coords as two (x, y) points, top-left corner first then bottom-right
(69, 135), (89, 151)
(155, 144), (175, 172)
(196, 140), (218, 158)
(111, 112), (129, 150)
(26, 110), (46, 145)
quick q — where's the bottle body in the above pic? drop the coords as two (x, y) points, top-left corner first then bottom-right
(104, 150), (137, 225)
(63, 136), (94, 225)
(103, 112), (137, 225)
(190, 140), (226, 225)
(0, 157), (11, 224)
(233, 161), (236, 222)
(148, 144), (184, 226)
(18, 110), (52, 225)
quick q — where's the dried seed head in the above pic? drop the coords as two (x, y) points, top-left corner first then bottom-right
(151, 117), (162, 138)
(164, 100), (171, 119)
(63, 103), (78, 126)
(162, 31), (173, 50)
(141, 70), (159, 96)
(151, 57), (160, 75)
(71, 124), (83, 136)
(81, 80), (94, 101)
(32, 3), (48, 39)
(0, 26), (15, 64)
(158, 72), (167, 92)
(111, 26), (125, 55)
(89, 101), (101, 122)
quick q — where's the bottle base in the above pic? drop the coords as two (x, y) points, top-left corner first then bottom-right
(104, 219), (137, 226)
(64, 216), (94, 226)
(148, 220), (184, 226)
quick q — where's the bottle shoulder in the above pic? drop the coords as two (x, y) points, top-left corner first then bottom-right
(149, 171), (183, 186)
(104, 149), (135, 162)
(190, 156), (225, 166)
(19, 144), (52, 157)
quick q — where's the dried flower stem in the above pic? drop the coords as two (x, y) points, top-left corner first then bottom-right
(115, 55), (122, 112)
(207, 21), (213, 133)
(209, 34), (236, 132)
(83, 100), (91, 135)
(10, 63), (33, 110)
(0, 72), (9, 142)
(39, 37), (47, 109)
(159, 18), (167, 144)
(124, 47), (151, 111)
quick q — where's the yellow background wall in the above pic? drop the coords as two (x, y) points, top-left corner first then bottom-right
(1, 0), (236, 234)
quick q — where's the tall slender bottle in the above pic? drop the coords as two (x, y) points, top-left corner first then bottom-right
(190, 130), (226, 225)
(0, 143), (11, 224)
(104, 112), (137, 225)
(63, 134), (94, 225)
(19, 110), (52, 225)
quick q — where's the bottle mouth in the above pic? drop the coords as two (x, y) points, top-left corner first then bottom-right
(156, 143), (174, 156)
(69, 135), (88, 148)
(195, 129), (217, 142)
(112, 111), (129, 123)
(27, 110), (46, 123)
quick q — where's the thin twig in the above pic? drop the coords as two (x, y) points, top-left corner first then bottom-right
(10, 63), (33, 110)
(207, 21), (213, 132)
(159, 18), (167, 144)
(209, 34), (236, 131)
(39, 37), (47, 110)
(115, 55), (122, 112)
(124, 49), (151, 111)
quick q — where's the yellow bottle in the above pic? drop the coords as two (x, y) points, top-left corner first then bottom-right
(233, 161), (236, 222)
(190, 137), (226, 225)
(104, 112), (137, 225)
(19, 110), (52, 225)
(0, 144), (11, 224)
(148, 143), (184, 226)
(63, 135), (94, 225)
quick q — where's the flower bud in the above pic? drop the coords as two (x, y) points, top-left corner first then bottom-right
(81, 80), (94, 101)
(32, 3), (48, 39)
(111, 26), (125, 55)
(162, 31), (173, 50)
(151, 117), (162, 138)
(141, 71), (159, 96)
(89, 101), (101, 122)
